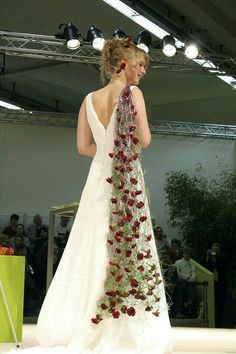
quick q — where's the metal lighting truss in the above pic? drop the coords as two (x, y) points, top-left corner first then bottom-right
(0, 30), (236, 76)
(0, 109), (235, 139)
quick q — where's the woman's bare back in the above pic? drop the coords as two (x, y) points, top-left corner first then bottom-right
(91, 85), (125, 129)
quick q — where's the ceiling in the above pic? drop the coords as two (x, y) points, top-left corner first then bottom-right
(0, 0), (235, 125)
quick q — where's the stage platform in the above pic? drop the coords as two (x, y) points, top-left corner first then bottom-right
(0, 325), (235, 354)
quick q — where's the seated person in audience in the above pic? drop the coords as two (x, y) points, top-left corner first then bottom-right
(169, 238), (183, 262)
(14, 243), (37, 316)
(161, 251), (178, 316)
(15, 224), (30, 248)
(27, 214), (44, 243)
(174, 247), (196, 318)
(153, 226), (169, 258)
(34, 226), (48, 255)
(55, 216), (71, 247)
(9, 234), (24, 250)
(3, 214), (19, 238)
(9, 224), (30, 248)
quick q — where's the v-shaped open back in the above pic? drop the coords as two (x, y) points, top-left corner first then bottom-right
(89, 92), (117, 131)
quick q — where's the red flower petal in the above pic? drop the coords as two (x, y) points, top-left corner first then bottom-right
(127, 307), (136, 316)
(137, 253), (144, 260)
(112, 311), (120, 319)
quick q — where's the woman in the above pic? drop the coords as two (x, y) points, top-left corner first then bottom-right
(7, 38), (172, 354)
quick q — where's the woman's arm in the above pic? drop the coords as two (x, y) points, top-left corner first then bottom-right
(77, 98), (96, 157)
(132, 87), (151, 148)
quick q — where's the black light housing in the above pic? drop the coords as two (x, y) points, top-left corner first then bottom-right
(135, 31), (152, 53)
(162, 35), (176, 57)
(87, 25), (105, 51)
(112, 29), (127, 40)
(57, 23), (81, 50)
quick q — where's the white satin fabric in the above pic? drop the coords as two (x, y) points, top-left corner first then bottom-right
(6, 88), (172, 354)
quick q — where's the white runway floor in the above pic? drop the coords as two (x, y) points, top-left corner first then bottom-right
(0, 325), (236, 354)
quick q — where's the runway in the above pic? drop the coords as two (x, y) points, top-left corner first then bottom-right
(0, 325), (236, 354)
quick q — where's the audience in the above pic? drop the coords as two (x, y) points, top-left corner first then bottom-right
(55, 216), (70, 248)
(0, 214), (228, 325)
(169, 238), (183, 262)
(3, 214), (19, 238)
(174, 247), (196, 318)
(153, 226), (170, 258)
(27, 214), (44, 243)
(9, 224), (30, 248)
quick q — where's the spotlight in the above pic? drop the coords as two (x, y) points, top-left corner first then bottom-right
(87, 25), (105, 51)
(184, 42), (199, 59)
(112, 29), (127, 39)
(57, 23), (81, 50)
(162, 35), (176, 57)
(135, 31), (152, 53)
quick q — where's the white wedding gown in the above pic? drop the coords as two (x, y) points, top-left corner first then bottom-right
(6, 87), (172, 354)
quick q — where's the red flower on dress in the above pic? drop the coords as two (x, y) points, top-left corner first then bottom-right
(139, 216), (147, 222)
(130, 279), (139, 288)
(107, 240), (113, 245)
(132, 137), (139, 145)
(125, 237), (133, 242)
(135, 190), (142, 196)
(138, 265), (145, 271)
(108, 153), (114, 158)
(112, 311), (120, 319)
(125, 250), (132, 257)
(109, 225), (116, 232)
(130, 177), (138, 185)
(124, 267), (131, 273)
(115, 275), (123, 282)
(111, 198), (118, 204)
(136, 201), (144, 209)
(127, 199), (135, 206)
(100, 303), (108, 310)
(137, 253), (144, 260)
(105, 290), (117, 297)
(133, 220), (140, 228)
(129, 125), (136, 132)
(127, 307), (136, 316)
(115, 248), (121, 254)
(106, 177), (112, 184)
(124, 189), (130, 194)
(126, 166), (133, 172)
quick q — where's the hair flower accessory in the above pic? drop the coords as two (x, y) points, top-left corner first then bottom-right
(116, 62), (126, 74)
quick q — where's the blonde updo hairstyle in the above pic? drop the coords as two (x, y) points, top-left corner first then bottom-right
(100, 38), (148, 83)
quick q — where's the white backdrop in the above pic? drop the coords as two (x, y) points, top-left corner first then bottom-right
(0, 122), (235, 238)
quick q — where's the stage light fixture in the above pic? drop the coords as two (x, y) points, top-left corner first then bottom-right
(185, 42), (199, 59)
(162, 35), (176, 57)
(58, 23), (81, 50)
(135, 31), (152, 53)
(112, 29), (127, 39)
(87, 25), (105, 51)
